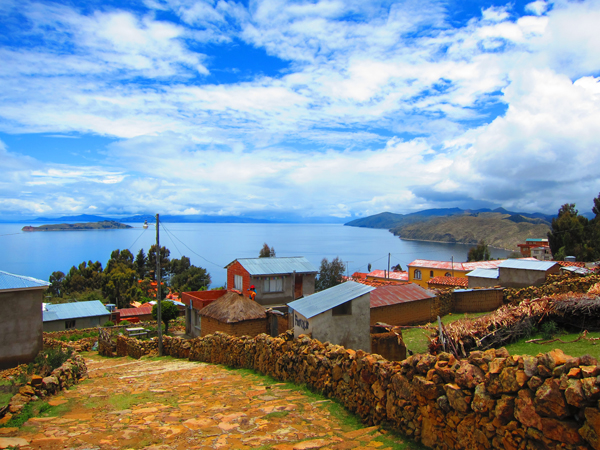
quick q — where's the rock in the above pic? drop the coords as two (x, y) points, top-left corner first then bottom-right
(514, 389), (542, 430)
(30, 375), (43, 386)
(494, 395), (515, 424)
(541, 417), (583, 444)
(472, 384), (495, 414)
(455, 361), (485, 389)
(521, 355), (538, 377)
(565, 379), (586, 408)
(499, 367), (528, 393)
(535, 379), (569, 419)
(18, 385), (35, 396)
(444, 383), (471, 414)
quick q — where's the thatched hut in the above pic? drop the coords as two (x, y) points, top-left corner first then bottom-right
(198, 291), (267, 337)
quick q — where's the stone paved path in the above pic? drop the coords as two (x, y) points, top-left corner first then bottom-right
(0, 354), (418, 450)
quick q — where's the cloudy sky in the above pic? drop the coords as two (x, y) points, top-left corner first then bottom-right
(1, 0), (599, 221)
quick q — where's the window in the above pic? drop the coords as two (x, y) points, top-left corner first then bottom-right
(430, 270), (434, 277)
(414, 269), (421, 280)
(445, 272), (452, 277)
(332, 301), (352, 316)
(263, 276), (283, 292)
(234, 274), (243, 290)
(65, 320), (76, 329)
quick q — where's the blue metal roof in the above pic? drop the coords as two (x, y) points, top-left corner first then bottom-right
(288, 281), (375, 319)
(227, 257), (318, 275)
(0, 270), (50, 291)
(467, 268), (499, 279)
(43, 300), (109, 322)
(498, 260), (558, 271)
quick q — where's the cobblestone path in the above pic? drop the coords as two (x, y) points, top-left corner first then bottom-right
(0, 354), (416, 450)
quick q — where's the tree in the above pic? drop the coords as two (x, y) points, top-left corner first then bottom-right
(467, 240), (491, 262)
(392, 264), (403, 272)
(547, 203), (593, 261)
(170, 266), (211, 293)
(62, 260), (104, 296)
(146, 245), (170, 280)
(135, 248), (147, 280)
(315, 257), (346, 292)
(152, 300), (179, 334)
(259, 243), (275, 258)
(367, 263), (372, 273)
(47, 271), (65, 297)
(103, 249), (138, 308)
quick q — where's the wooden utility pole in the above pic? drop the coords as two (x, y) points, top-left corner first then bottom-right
(387, 253), (391, 280)
(156, 214), (163, 357)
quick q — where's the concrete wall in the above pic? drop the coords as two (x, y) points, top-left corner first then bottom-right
(43, 314), (110, 332)
(252, 274), (294, 306)
(294, 293), (371, 352)
(498, 265), (560, 288)
(409, 266), (467, 288)
(370, 299), (433, 326)
(467, 276), (500, 288)
(0, 289), (44, 369)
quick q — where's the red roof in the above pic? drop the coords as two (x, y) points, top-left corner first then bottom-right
(367, 270), (408, 281)
(428, 276), (469, 287)
(345, 277), (404, 287)
(555, 261), (586, 268)
(119, 304), (153, 318)
(370, 284), (436, 308)
(407, 258), (538, 272)
(351, 272), (368, 279)
(181, 289), (228, 311)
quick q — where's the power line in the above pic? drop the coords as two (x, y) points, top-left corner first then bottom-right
(126, 227), (147, 251)
(157, 223), (224, 269)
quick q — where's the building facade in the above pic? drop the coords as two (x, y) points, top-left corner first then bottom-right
(225, 257), (317, 306)
(43, 300), (110, 332)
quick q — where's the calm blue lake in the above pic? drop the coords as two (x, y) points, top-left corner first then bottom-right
(0, 223), (510, 288)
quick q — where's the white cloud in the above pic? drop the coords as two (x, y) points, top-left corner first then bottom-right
(525, 1), (549, 16)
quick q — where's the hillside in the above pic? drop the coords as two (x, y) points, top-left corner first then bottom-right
(22, 221), (132, 231)
(390, 212), (550, 250)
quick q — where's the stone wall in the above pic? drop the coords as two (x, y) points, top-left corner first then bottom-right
(504, 274), (600, 304)
(112, 331), (600, 450)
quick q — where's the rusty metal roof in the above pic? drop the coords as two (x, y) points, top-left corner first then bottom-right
(370, 284), (436, 308)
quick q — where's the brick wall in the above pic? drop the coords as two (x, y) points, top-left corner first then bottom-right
(201, 317), (267, 338)
(226, 261), (251, 292)
(370, 300), (433, 326)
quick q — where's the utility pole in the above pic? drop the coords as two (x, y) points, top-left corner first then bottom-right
(451, 256), (454, 277)
(387, 253), (391, 280)
(156, 214), (163, 357)
(345, 261), (353, 279)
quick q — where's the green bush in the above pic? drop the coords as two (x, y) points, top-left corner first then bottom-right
(103, 321), (114, 327)
(541, 321), (559, 340)
(119, 320), (130, 326)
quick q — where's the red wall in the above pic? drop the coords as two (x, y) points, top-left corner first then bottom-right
(226, 261), (251, 292)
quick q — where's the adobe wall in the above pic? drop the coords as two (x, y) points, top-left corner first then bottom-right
(200, 317), (267, 338)
(0, 290), (44, 370)
(370, 299), (433, 326)
(113, 331), (600, 449)
(454, 289), (503, 313)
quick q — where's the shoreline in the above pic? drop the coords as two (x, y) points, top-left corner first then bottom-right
(395, 235), (514, 252)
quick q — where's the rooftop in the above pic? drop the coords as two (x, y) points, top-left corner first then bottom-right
(288, 281), (375, 319)
(226, 257), (318, 275)
(370, 284), (435, 308)
(0, 270), (50, 291)
(367, 270), (408, 281)
(408, 258), (539, 271)
(466, 268), (500, 279)
(428, 276), (470, 287)
(498, 260), (558, 271)
(43, 300), (109, 322)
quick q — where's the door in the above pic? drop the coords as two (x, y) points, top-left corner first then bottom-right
(294, 274), (303, 299)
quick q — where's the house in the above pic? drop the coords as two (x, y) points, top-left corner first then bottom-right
(225, 257), (318, 306)
(518, 238), (550, 259)
(0, 270), (49, 369)
(43, 300), (111, 332)
(198, 290), (267, 337)
(117, 304), (154, 323)
(407, 259), (505, 288)
(181, 289), (229, 337)
(288, 281), (374, 352)
(467, 260), (560, 288)
(370, 284), (437, 326)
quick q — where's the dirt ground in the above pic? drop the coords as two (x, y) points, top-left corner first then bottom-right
(0, 353), (415, 450)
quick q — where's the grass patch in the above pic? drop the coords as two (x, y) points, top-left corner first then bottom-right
(265, 410), (290, 419)
(403, 311), (493, 355)
(375, 423), (427, 450)
(504, 330), (600, 359)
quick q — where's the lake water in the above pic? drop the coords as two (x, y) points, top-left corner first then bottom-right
(0, 223), (510, 288)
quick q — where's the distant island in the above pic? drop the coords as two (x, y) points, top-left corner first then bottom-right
(345, 208), (554, 251)
(22, 221), (133, 232)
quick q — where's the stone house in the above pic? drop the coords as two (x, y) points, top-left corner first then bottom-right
(288, 281), (374, 352)
(43, 300), (111, 332)
(198, 290), (267, 337)
(181, 289), (228, 338)
(225, 257), (318, 306)
(467, 260), (560, 288)
(0, 270), (49, 369)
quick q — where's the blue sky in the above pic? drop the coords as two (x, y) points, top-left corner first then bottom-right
(1, 0), (599, 220)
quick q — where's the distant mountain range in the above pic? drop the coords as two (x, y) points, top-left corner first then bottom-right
(345, 208), (556, 250)
(15, 213), (347, 224)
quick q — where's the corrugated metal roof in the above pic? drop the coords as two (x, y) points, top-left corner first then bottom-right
(467, 268), (499, 279)
(43, 300), (109, 322)
(227, 257), (318, 275)
(119, 304), (153, 318)
(0, 270), (50, 291)
(498, 260), (558, 271)
(288, 281), (375, 319)
(370, 284), (435, 308)
(367, 270), (408, 281)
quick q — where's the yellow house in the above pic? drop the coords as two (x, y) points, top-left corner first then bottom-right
(407, 259), (504, 288)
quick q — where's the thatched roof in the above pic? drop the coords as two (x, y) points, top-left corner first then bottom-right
(199, 291), (266, 323)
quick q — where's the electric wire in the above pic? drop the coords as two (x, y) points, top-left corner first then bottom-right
(158, 222), (184, 259)
(156, 223), (224, 269)
(126, 226), (147, 252)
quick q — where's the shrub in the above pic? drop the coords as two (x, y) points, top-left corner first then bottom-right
(119, 320), (130, 326)
(103, 321), (114, 327)
(541, 321), (559, 340)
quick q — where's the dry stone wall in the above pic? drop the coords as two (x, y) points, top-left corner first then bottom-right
(504, 274), (600, 304)
(112, 331), (600, 449)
